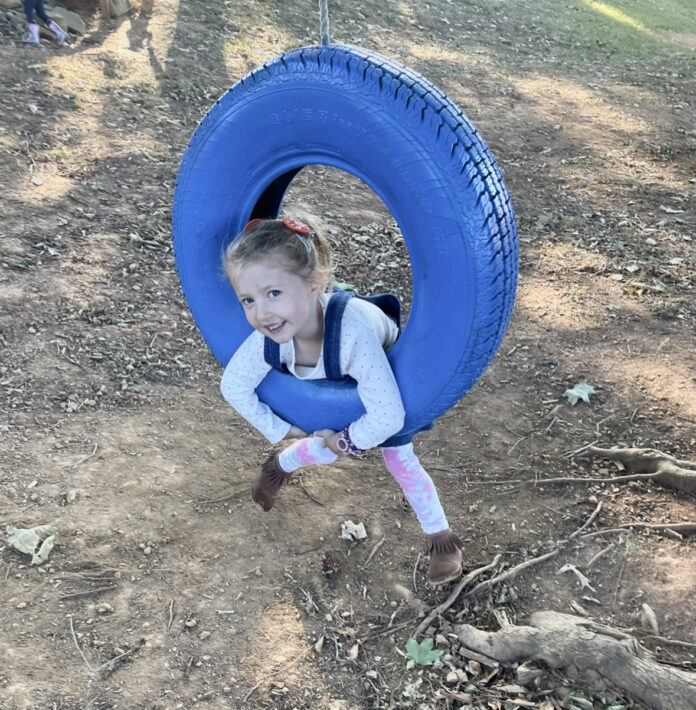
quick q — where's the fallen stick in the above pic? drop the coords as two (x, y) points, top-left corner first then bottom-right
(60, 585), (117, 601)
(362, 537), (385, 568)
(582, 522), (696, 540)
(413, 555), (501, 639)
(195, 485), (250, 505)
(414, 502), (603, 639)
(70, 616), (141, 709)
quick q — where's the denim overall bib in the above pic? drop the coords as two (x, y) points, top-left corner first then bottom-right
(263, 290), (433, 447)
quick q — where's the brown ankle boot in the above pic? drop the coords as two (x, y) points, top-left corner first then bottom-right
(252, 453), (290, 511)
(427, 528), (463, 584)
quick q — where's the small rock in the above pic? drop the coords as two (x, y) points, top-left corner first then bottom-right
(199, 631), (211, 640)
(96, 603), (113, 614)
(517, 662), (544, 686)
(435, 633), (449, 648)
(467, 660), (481, 676)
(143, 546), (152, 556)
(445, 670), (459, 684)
(16, 602), (27, 609)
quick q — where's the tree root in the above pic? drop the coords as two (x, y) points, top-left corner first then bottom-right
(458, 611), (696, 710)
(587, 446), (696, 495)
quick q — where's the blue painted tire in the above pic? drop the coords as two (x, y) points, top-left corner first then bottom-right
(173, 44), (518, 441)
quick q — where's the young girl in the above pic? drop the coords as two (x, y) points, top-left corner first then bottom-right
(22, 0), (68, 46)
(220, 216), (463, 584)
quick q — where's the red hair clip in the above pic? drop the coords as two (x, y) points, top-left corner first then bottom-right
(243, 218), (263, 232)
(282, 216), (312, 235)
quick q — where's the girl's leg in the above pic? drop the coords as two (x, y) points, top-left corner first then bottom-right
(382, 443), (448, 534)
(382, 443), (462, 583)
(252, 436), (337, 511)
(278, 436), (338, 472)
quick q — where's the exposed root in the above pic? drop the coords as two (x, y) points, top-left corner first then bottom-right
(586, 446), (696, 495)
(458, 611), (696, 710)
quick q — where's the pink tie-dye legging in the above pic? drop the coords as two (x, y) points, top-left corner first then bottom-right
(278, 437), (448, 535)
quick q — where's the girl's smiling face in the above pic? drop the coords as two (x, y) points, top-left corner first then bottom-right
(232, 259), (324, 344)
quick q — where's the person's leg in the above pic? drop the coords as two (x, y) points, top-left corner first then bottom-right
(23, 0), (36, 23)
(382, 443), (448, 533)
(252, 436), (337, 511)
(278, 436), (338, 472)
(23, 0), (40, 43)
(33, 0), (51, 24)
(382, 443), (462, 583)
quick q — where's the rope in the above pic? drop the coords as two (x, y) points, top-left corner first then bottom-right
(319, 0), (330, 45)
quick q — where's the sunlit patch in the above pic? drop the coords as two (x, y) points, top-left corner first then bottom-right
(583, 0), (655, 37)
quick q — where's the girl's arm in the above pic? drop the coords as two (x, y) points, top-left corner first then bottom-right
(340, 318), (406, 451)
(220, 331), (297, 443)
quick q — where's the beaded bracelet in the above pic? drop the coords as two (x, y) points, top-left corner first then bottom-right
(336, 425), (364, 456)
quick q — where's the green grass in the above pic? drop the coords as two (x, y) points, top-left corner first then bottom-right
(479, 0), (695, 71)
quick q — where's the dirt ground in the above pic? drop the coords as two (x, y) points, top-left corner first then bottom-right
(1, 0), (695, 708)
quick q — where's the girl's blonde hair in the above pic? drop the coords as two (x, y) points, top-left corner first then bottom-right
(223, 215), (334, 289)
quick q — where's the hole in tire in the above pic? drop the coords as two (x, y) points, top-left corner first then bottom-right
(281, 165), (414, 323)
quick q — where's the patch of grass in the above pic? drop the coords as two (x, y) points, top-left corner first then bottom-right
(51, 144), (72, 161)
(479, 0), (695, 71)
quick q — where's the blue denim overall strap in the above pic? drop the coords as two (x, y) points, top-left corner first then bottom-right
(322, 289), (352, 379)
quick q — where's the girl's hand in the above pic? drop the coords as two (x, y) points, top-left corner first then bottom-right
(313, 429), (346, 456)
(284, 425), (308, 439)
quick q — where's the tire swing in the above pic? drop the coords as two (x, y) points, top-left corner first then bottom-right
(172, 3), (519, 442)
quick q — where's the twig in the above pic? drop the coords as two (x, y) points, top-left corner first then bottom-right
(637, 633), (696, 650)
(582, 522), (696, 540)
(72, 443), (98, 469)
(534, 471), (663, 485)
(595, 414), (614, 435)
(563, 439), (600, 458)
(298, 476), (324, 506)
(70, 616), (140, 709)
(101, 646), (140, 676)
(612, 556), (627, 611)
(59, 351), (98, 374)
(167, 599), (174, 630)
(362, 537), (385, 568)
(569, 501), (602, 539)
(507, 434), (529, 456)
(363, 618), (418, 641)
(242, 645), (313, 701)
(70, 615), (93, 673)
(586, 544), (613, 568)
(195, 485), (250, 505)
(435, 502), (603, 631)
(412, 552), (421, 592)
(544, 416), (558, 435)
(464, 549), (560, 600)
(60, 585), (117, 601)
(413, 555), (502, 639)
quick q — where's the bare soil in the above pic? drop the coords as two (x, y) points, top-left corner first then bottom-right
(0, 1), (694, 709)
